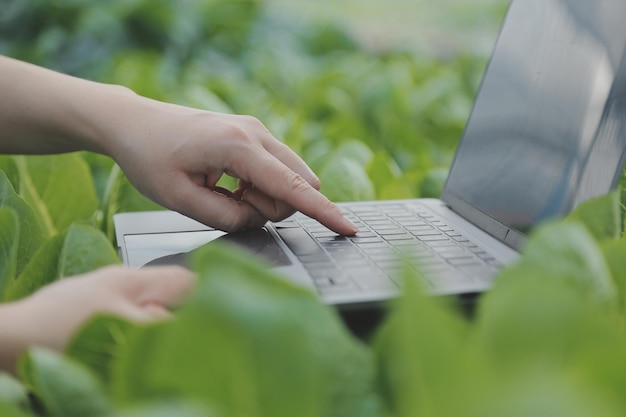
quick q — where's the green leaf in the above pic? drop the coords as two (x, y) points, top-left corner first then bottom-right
(58, 223), (120, 277)
(419, 167), (448, 198)
(0, 373), (32, 414)
(374, 272), (469, 417)
(114, 244), (380, 417)
(5, 224), (119, 301)
(0, 208), (19, 298)
(332, 140), (375, 166)
(80, 152), (116, 210)
(19, 348), (112, 417)
(567, 190), (621, 241)
(462, 371), (623, 417)
(0, 157), (20, 191)
(4, 234), (65, 302)
(111, 400), (215, 417)
(517, 221), (616, 304)
(473, 222), (619, 373)
(320, 157), (375, 202)
(66, 315), (137, 391)
(0, 171), (45, 276)
(0, 403), (35, 417)
(15, 154), (99, 235)
(601, 239), (626, 314)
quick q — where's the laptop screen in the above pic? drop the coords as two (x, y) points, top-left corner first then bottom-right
(442, 0), (626, 246)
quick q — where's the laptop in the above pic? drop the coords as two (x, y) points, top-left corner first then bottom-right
(114, 0), (626, 308)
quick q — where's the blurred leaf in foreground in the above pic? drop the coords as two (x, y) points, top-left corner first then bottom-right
(374, 270), (469, 417)
(601, 238), (626, 314)
(114, 244), (380, 417)
(473, 221), (619, 373)
(0, 372), (32, 414)
(19, 348), (112, 417)
(66, 315), (138, 390)
(462, 371), (623, 417)
(567, 190), (621, 241)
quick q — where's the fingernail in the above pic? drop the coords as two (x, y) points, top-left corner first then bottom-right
(345, 217), (359, 235)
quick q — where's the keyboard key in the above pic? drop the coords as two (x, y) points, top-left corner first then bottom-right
(417, 234), (449, 242)
(456, 264), (497, 282)
(284, 202), (502, 296)
(411, 230), (442, 237)
(312, 231), (340, 238)
(277, 228), (323, 256)
(447, 257), (481, 266)
(298, 253), (332, 264)
(273, 220), (299, 228)
(350, 237), (384, 244)
(356, 241), (391, 250)
(378, 229), (409, 236)
(351, 269), (396, 291)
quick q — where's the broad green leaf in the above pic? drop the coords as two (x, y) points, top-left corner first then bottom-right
(4, 234), (65, 302)
(0, 208), (19, 297)
(5, 224), (119, 301)
(0, 373), (31, 413)
(114, 244), (380, 417)
(66, 315), (137, 390)
(332, 140), (374, 166)
(473, 222), (619, 373)
(374, 272), (469, 417)
(19, 348), (112, 417)
(80, 152), (116, 209)
(0, 171), (45, 276)
(519, 221), (616, 304)
(419, 167), (448, 198)
(111, 401), (215, 417)
(179, 84), (234, 114)
(462, 371), (623, 417)
(15, 154), (98, 235)
(567, 190), (621, 241)
(0, 403), (35, 417)
(58, 223), (120, 277)
(320, 157), (375, 202)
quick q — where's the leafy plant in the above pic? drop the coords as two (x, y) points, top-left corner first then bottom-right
(4, 1), (626, 417)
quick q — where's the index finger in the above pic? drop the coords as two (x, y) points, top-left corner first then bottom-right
(232, 149), (358, 235)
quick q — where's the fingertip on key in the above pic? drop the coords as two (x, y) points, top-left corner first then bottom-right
(343, 217), (359, 236)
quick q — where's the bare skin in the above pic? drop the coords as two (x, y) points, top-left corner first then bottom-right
(0, 55), (357, 234)
(0, 55), (357, 373)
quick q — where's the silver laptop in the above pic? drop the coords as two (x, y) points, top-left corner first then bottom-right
(114, 0), (626, 307)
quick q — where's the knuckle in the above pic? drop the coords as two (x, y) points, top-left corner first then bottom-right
(285, 171), (311, 195)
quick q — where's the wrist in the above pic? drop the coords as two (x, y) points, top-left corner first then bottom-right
(74, 82), (141, 157)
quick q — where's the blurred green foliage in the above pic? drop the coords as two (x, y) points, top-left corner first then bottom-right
(1, 0), (499, 204)
(7, 1), (626, 417)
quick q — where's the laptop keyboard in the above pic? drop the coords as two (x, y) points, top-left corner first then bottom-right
(273, 203), (502, 296)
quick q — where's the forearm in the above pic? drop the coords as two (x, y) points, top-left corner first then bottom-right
(0, 55), (136, 156)
(0, 302), (35, 374)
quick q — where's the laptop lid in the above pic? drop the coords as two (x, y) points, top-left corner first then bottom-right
(441, 0), (626, 250)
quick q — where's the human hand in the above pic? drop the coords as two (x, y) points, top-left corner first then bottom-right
(0, 57), (356, 234)
(104, 96), (358, 235)
(0, 265), (194, 373)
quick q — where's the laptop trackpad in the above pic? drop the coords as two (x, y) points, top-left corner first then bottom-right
(141, 228), (292, 269)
